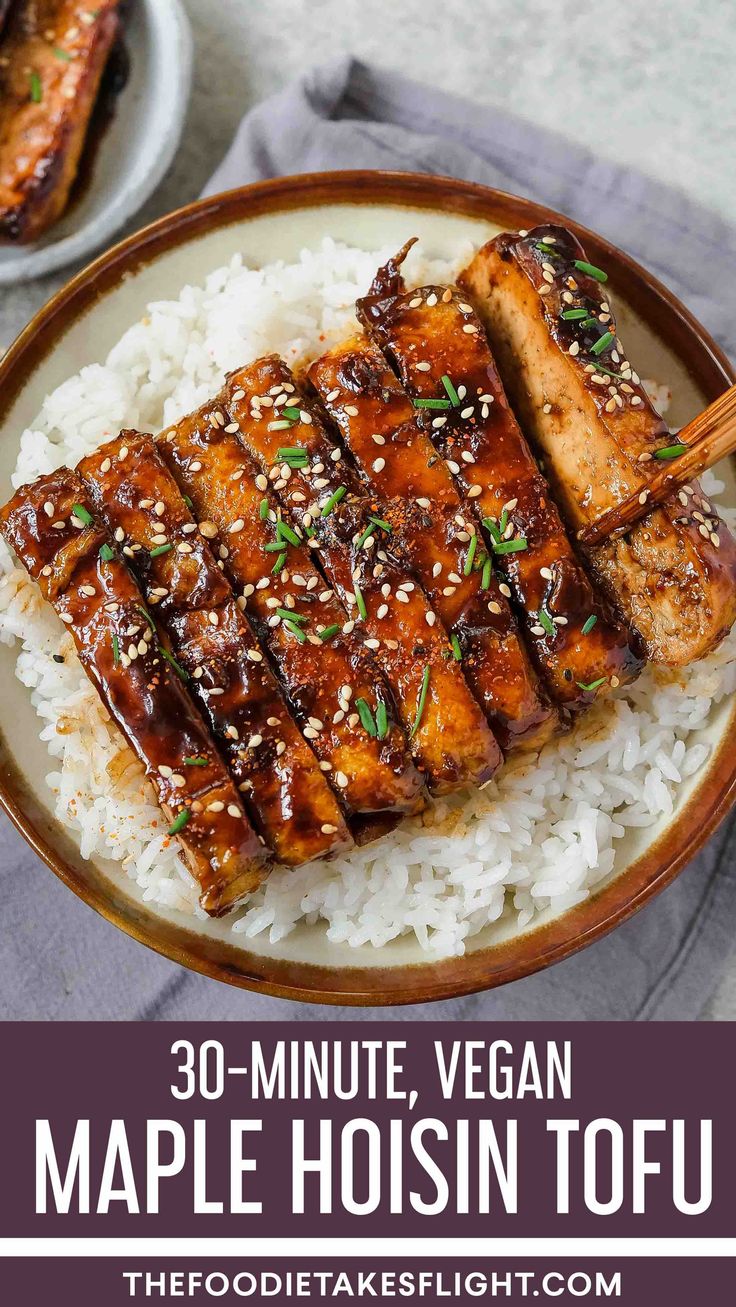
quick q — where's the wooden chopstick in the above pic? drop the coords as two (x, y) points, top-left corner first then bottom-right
(578, 383), (736, 547)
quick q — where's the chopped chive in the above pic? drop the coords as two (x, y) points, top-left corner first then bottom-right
(493, 537), (528, 555)
(279, 453), (308, 467)
(276, 446), (307, 464)
(355, 697), (377, 737)
(376, 700), (388, 739)
(536, 241), (558, 255)
(481, 557), (493, 591)
(267, 419), (295, 432)
(537, 609), (555, 637)
(53, 47), (73, 61)
(412, 397), (452, 410)
(29, 71), (42, 103)
(582, 614), (598, 635)
(356, 523), (376, 549)
(581, 316), (598, 329)
(576, 677), (608, 693)
(464, 533), (478, 576)
(150, 543), (173, 558)
(184, 756), (208, 767)
(409, 665), (431, 740)
(99, 543), (114, 562)
(590, 331), (614, 357)
(168, 808), (191, 836)
(259, 498), (269, 520)
(283, 618), (307, 643)
(573, 259), (608, 283)
(561, 308), (588, 320)
(354, 584), (367, 620)
(483, 517), (502, 544)
(135, 604), (156, 634)
(654, 442), (688, 461)
(499, 508), (509, 535)
(271, 551), (287, 574)
(71, 503), (93, 526)
(441, 375), (461, 406)
(264, 540), (288, 552)
(319, 623), (340, 642)
(160, 648), (189, 681)
(112, 634), (120, 666)
(276, 607), (308, 624)
(276, 520), (301, 547)
(450, 633), (462, 660)
(183, 495), (194, 510)
(280, 407), (301, 421)
(586, 363), (625, 380)
(320, 486), (347, 517)
(369, 515), (392, 532)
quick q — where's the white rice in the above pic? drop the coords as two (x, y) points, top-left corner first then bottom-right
(1, 237), (735, 958)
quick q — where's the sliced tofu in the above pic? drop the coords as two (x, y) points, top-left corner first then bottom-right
(461, 224), (736, 666)
(0, 466), (267, 916)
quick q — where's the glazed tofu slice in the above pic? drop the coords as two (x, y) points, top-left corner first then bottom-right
(358, 245), (643, 707)
(309, 333), (558, 750)
(78, 431), (353, 866)
(221, 357), (503, 794)
(461, 225), (736, 666)
(0, 1), (121, 242)
(157, 400), (425, 818)
(0, 467), (267, 916)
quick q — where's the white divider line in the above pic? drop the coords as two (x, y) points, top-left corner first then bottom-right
(2, 1239), (735, 1257)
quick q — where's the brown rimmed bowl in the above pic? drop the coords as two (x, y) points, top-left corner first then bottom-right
(1, 170), (734, 1006)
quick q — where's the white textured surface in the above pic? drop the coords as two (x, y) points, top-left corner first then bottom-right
(0, 0), (733, 1014)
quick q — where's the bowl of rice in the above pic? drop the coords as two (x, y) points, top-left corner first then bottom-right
(1, 171), (735, 1005)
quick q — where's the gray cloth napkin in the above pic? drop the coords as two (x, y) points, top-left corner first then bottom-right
(2, 58), (736, 1021)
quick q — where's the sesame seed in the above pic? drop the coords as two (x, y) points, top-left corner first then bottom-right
(432, 416), (447, 429)
(638, 491), (649, 505)
(229, 519), (244, 534)
(499, 583), (511, 598)
(467, 485), (482, 498)
(462, 324), (478, 334)
(569, 341), (580, 357)
(373, 458), (386, 472)
(247, 649), (263, 661)
(256, 475), (268, 491)
(540, 566), (553, 581)
(416, 362), (431, 372)
(119, 446), (128, 461)
(344, 404), (359, 417)
(488, 601), (502, 615)
(177, 542), (193, 554)
(43, 500), (54, 517)
(335, 771), (348, 788)
(207, 800), (224, 813)
(321, 824), (338, 835)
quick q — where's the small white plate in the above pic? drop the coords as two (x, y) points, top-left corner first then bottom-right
(0, 0), (192, 286)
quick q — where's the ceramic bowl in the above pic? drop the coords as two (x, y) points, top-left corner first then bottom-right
(0, 171), (734, 1004)
(0, 0), (192, 286)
